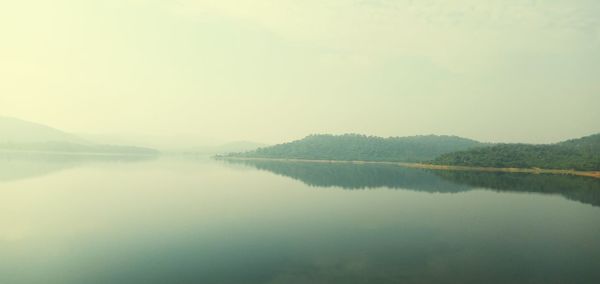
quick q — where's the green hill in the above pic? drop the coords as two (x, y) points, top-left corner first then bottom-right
(227, 134), (482, 162)
(432, 134), (600, 171)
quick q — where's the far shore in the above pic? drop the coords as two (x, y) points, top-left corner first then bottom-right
(0, 149), (159, 157)
(218, 156), (600, 180)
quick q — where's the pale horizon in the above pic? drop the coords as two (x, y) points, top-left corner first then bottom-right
(2, 0), (599, 146)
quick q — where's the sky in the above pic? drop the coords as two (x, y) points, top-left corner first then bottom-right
(1, 0), (599, 146)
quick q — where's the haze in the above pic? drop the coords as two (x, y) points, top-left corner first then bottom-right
(1, 0), (599, 147)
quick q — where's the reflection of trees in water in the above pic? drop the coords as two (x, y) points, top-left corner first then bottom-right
(223, 159), (471, 193)
(223, 159), (600, 207)
(0, 152), (157, 182)
(434, 171), (600, 207)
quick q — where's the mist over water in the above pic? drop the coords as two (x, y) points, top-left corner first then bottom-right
(2, 1), (599, 145)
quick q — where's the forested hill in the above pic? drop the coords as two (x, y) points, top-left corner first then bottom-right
(228, 134), (482, 162)
(432, 134), (600, 171)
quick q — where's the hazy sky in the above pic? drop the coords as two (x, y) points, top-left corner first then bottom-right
(1, 0), (599, 145)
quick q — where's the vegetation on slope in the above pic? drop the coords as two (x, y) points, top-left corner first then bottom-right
(228, 134), (482, 162)
(432, 134), (600, 171)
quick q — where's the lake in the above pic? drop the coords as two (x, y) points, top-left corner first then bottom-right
(1, 153), (600, 284)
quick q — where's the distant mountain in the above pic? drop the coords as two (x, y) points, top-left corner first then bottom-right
(432, 133), (600, 171)
(227, 134), (483, 162)
(0, 116), (158, 155)
(77, 132), (223, 152)
(0, 116), (86, 144)
(188, 141), (267, 155)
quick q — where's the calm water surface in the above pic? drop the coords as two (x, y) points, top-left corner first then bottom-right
(1, 154), (599, 284)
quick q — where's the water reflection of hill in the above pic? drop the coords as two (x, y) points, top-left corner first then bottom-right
(223, 159), (600, 207)
(222, 159), (471, 193)
(434, 171), (600, 207)
(0, 152), (157, 182)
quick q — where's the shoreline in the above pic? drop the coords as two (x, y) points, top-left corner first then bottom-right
(218, 156), (600, 180)
(0, 149), (159, 157)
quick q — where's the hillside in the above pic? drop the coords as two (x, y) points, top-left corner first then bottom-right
(228, 134), (482, 162)
(0, 116), (158, 155)
(0, 116), (86, 144)
(432, 134), (600, 171)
